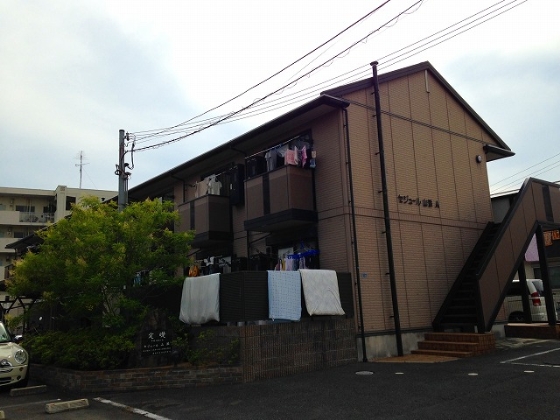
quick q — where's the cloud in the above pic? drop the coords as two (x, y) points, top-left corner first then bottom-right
(0, 1), (204, 190)
(439, 44), (560, 190)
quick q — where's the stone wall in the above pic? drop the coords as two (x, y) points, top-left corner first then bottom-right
(32, 318), (357, 392)
(31, 364), (243, 393)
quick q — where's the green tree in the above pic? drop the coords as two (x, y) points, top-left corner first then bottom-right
(8, 197), (194, 332)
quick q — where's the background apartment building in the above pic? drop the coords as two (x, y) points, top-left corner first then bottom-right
(0, 185), (116, 283)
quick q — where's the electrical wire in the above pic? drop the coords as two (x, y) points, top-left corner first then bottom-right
(131, 64), (370, 144)
(129, 0), (527, 152)
(133, 0), (394, 143)
(132, 0), (425, 152)
(490, 156), (560, 193)
(378, 0), (527, 69)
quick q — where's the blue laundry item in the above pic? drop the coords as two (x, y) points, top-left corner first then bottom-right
(267, 270), (302, 321)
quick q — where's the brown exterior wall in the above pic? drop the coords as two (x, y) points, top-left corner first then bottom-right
(315, 70), (499, 335)
(157, 66), (505, 355)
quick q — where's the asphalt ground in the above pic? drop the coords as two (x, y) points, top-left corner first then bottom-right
(1, 337), (559, 419)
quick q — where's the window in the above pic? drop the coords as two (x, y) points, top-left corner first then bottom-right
(66, 196), (76, 210)
(15, 205), (35, 212)
(43, 203), (56, 213)
(533, 265), (560, 289)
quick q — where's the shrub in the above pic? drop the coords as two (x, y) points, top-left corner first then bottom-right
(23, 328), (135, 370)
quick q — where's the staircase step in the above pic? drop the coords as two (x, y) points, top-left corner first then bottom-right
(418, 340), (479, 352)
(440, 315), (478, 323)
(411, 349), (473, 358)
(446, 306), (477, 315)
(418, 332), (496, 356)
(424, 332), (495, 345)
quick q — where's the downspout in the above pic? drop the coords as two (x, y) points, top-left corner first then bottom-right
(371, 61), (403, 356)
(343, 108), (368, 362)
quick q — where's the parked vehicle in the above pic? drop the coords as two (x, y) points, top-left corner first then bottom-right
(0, 322), (28, 388)
(504, 279), (558, 323)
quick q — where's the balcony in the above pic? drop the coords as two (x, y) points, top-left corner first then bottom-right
(0, 211), (53, 225)
(178, 195), (232, 248)
(244, 165), (316, 232)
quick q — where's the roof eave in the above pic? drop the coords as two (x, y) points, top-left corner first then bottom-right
(322, 61), (512, 154)
(127, 95), (349, 200)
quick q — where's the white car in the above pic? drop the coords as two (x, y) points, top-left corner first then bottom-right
(504, 279), (557, 323)
(0, 322), (29, 388)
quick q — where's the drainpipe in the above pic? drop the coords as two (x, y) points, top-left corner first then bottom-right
(371, 61), (403, 356)
(343, 108), (368, 362)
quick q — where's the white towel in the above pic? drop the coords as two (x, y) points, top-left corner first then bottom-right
(179, 274), (220, 324)
(268, 270), (302, 321)
(299, 269), (345, 316)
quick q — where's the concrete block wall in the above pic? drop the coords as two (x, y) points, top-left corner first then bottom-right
(240, 319), (357, 382)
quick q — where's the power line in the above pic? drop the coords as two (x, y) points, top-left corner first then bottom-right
(132, 0), (426, 152)
(131, 64), (370, 144)
(491, 151), (560, 188)
(132, 0), (394, 143)
(378, 0), (527, 69)
(130, 0), (526, 153)
(490, 156), (560, 193)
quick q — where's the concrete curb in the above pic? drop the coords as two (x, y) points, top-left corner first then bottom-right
(45, 399), (89, 414)
(9, 385), (48, 397)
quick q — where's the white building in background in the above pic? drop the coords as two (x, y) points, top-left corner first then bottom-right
(0, 185), (116, 282)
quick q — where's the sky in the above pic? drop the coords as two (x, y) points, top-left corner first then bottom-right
(1, 0), (559, 195)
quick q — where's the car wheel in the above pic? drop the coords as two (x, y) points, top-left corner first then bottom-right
(508, 312), (525, 323)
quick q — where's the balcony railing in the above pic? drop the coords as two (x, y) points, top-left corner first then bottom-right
(244, 165), (316, 232)
(18, 213), (54, 223)
(178, 194), (232, 248)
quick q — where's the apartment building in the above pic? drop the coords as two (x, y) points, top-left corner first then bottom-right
(124, 60), (554, 358)
(0, 185), (116, 282)
(6, 61), (551, 357)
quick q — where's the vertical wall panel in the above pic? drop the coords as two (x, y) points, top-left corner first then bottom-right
(468, 140), (493, 222)
(451, 136), (477, 221)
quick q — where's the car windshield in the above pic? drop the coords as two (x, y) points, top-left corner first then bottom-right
(0, 323), (12, 343)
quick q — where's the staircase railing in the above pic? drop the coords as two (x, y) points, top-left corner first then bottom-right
(434, 178), (560, 332)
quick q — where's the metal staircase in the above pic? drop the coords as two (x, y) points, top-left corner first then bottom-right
(433, 178), (560, 333)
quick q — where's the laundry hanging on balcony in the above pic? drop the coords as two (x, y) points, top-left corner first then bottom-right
(267, 270), (302, 322)
(179, 273), (220, 324)
(299, 269), (345, 316)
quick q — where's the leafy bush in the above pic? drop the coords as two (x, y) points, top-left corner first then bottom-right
(8, 198), (195, 371)
(23, 328), (135, 370)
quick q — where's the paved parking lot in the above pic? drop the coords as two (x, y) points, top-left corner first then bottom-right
(0, 337), (559, 420)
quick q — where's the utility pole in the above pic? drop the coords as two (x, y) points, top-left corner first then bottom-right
(75, 150), (89, 189)
(117, 129), (128, 212)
